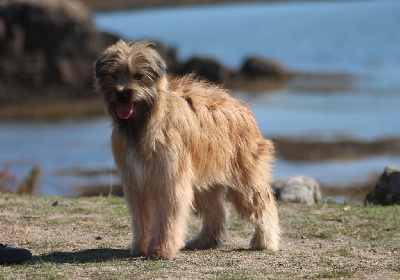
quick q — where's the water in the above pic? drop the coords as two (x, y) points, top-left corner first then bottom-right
(1, 0), (400, 197)
(246, 89), (400, 139)
(0, 119), (115, 196)
(95, 0), (400, 82)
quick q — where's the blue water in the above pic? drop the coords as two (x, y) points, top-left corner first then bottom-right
(1, 0), (400, 197)
(95, 0), (400, 82)
(0, 119), (115, 196)
(243, 89), (400, 139)
(95, 0), (400, 137)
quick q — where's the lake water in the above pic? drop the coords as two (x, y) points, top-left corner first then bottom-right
(96, 0), (400, 86)
(1, 0), (400, 197)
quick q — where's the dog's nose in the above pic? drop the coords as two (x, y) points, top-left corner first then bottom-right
(116, 90), (132, 103)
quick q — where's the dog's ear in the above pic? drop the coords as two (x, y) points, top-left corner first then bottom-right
(127, 41), (137, 48)
(150, 54), (167, 78)
(137, 41), (166, 79)
(94, 53), (108, 79)
(146, 42), (159, 51)
(146, 44), (167, 78)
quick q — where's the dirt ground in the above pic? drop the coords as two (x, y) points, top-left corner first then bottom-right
(0, 194), (399, 279)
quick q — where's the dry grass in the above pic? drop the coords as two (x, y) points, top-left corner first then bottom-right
(0, 165), (41, 195)
(0, 194), (399, 279)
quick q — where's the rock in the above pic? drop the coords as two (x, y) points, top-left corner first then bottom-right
(0, 0), (289, 114)
(272, 176), (322, 205)
(364, 166), (400, 206)
(0, 0), (118, 99)
(178, 56), (233, 84)
(240, 56), (287, 80)
(151, 41), (181, 74)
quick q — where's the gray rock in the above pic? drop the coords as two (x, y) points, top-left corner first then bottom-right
(365, 166), (400, 206)
(240, 56), (287, 80)
(178, 56), (233, 84)
(0, 0), (118, 98)
(272, 176), (322, 205)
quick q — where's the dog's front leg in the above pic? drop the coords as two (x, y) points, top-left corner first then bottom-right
(126, 191), (153, 257)
(146, 180), (193, 260)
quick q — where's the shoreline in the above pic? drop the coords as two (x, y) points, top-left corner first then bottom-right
(0, 97), (105, 120)
(73, 179), (376, 204)
(0, 71), (359, 120)
(81, 0), (303, 12)
(0, 0), (363, 117)
(1, 0), (398, 204)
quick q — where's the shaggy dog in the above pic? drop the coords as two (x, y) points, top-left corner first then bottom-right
(94, 40), (280, 260)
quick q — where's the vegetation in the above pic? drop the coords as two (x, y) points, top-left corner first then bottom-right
(0, 194), (399, 279)
(0, 165), (41, 195)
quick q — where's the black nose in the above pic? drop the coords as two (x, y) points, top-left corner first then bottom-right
(116, 90), (132, 103)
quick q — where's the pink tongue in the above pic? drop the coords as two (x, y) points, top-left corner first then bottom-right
(116, 102), (133, 119)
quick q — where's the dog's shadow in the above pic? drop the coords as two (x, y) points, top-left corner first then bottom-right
(34, 248), (131, 264)
(34, 247), (264, 264)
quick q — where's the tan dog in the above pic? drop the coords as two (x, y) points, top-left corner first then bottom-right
(94, 40), (280, 260)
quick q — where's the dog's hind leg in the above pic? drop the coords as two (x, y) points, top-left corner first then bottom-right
(185, 185), (227, 250)
(228, 182), (280, 252)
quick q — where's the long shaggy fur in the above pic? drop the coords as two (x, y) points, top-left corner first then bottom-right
(94, 39), (280, 260)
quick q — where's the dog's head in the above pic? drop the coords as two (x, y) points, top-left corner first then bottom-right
(94, 40), (167, 122)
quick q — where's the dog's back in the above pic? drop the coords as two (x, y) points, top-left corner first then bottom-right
(167, 74), (274, 186)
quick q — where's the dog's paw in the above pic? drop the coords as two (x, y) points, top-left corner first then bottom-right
(130, 244), (147, 258)
(249, 232), (279, 252)
(184, 235), (225, 251)
(146, 249), (175, 260)
(130, 250), (146, 258)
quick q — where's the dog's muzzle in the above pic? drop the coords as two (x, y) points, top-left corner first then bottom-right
(116, 90), (132, 103)
(115, 89), (134, 119)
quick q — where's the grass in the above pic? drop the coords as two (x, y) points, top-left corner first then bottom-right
(0, 194), (399, 279)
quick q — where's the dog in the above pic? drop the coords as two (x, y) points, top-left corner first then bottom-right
(94, 40), (280, 260)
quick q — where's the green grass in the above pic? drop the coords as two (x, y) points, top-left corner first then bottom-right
(1, 194), (399, 279)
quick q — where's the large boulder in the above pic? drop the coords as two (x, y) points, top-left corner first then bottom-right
(240, 56), (287, 80)
(0, 0), (118, 99)
(152, 41), (181, 74)
(365, 166), (400, 206)
(272, 176), (322, 205)
(178, 56), (233, 84)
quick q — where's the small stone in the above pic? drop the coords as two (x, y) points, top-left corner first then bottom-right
(272, 176), (322, 205)
(343, 206), (351, 212)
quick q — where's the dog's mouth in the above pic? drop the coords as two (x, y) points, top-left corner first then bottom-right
(116, 102), (133, 120)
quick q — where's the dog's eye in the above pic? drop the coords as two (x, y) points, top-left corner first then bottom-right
(133, 73), (144, 80)
(111, 73), (118, 80)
